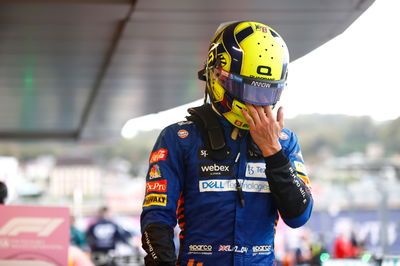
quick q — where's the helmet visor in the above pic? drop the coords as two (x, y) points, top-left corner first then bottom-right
(213, 68), (285, 106)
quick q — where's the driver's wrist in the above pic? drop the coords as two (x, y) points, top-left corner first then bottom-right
(260, 144), (282, 157)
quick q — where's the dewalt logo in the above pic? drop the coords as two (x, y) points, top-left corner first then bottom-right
(143, 194), (167, 207)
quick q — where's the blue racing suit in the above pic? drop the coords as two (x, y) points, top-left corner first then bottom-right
(141, 109), (313, 266)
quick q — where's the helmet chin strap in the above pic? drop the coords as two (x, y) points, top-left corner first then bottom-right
(211, 102), (240, 140)
(203, 87), (209, 105)
(210, 103), (222, 116)
(208, 101), (240, 140)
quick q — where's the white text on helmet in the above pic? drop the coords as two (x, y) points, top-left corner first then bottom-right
(250, 81), (271, 88)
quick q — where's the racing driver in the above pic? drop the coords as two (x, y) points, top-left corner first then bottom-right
(140, 21), (313, 266)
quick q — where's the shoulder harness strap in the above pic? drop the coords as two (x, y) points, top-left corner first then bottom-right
(186, 104), (228, 160)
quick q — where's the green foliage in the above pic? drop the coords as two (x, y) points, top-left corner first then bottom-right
(0, 142), (69, 160)
(378, 117), (400, 154)
(1, 115), (399, 173)
(93, 130), (160, 176)
(286, 114), (396, 162)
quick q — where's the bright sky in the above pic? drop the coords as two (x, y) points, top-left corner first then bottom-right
(122, 0), (399, 138)
(282, 0), (400, 121)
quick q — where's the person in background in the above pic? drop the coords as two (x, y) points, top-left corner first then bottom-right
(309, 233), (328, 266)
(70, 215), (88, 251)
(349, 231), (363, 258)
(140, 21), (313, 265)
(294, 232), (312, 265)
(333, 233), (353, 259)
(0, 181), (7, 204)
(86, 206), (131, 266)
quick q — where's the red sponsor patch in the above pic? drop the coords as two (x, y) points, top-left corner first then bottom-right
(234, 120), (243, 126)
(146, 180), (167, 193)
(221, 69), (230, 78)
(150, 148), (168, 164)
(177, 129), (189, 138)
(219, 245), (231, 251)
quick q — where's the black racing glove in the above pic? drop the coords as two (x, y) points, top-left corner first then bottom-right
(142, 222), (176, 266)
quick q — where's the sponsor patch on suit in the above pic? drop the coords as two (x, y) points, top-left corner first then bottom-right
(146, 180), (167, 193)
(143, 194), (167, 207)
(197, 147), (231, 160)
(199, 163), (233, 177)
(199, 179), (270, 193)
(245, 162), (267, 178)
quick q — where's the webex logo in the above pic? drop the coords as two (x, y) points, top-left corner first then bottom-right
(199, 163), (232, 177)
(0, 217), (64, 237)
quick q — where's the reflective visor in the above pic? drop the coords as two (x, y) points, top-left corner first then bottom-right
(213, 67), (285, 105)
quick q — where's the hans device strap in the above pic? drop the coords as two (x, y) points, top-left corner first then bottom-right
(186, 104), (228, 160)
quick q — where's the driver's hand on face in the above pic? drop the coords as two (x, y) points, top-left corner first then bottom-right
(241, 103), (284, 157)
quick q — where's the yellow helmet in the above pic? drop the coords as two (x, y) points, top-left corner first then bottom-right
(199, 21), (289, 130)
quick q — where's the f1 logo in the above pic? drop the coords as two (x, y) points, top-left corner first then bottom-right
(0, 217), (64, 237)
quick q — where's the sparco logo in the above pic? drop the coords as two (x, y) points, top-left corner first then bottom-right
(199, 163), (232, 177)
(250, 80), (271, 88)
(189, 245), (212, 252)
(0, 217), (64, 237)
(253, 245), (272, 253)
